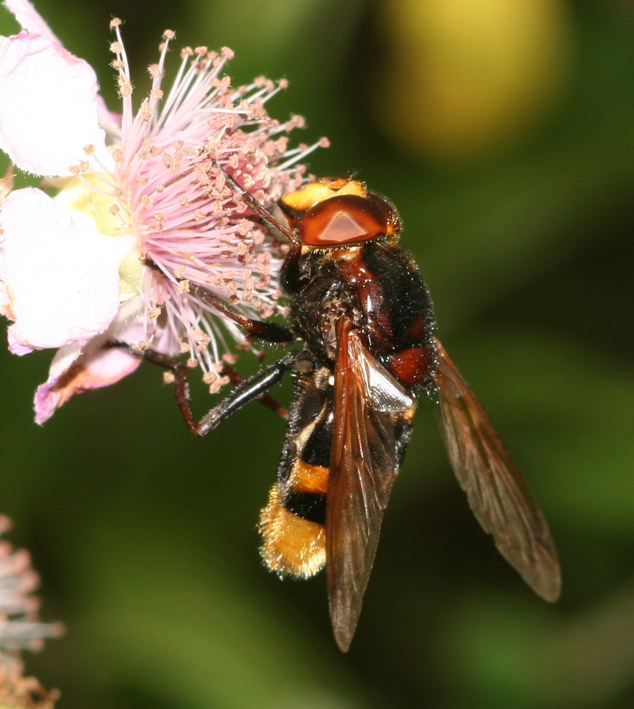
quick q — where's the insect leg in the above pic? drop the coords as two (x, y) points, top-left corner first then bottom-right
(216, 165), (299, 246)
(187, 283), (295, 344)
(221, 362), (288, 419)
(141, 348), (296, 436)
(214, 166), (304, 290)
(142, 257), (295, 345)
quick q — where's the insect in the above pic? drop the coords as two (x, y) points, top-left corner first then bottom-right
(138, 172), (561, 652)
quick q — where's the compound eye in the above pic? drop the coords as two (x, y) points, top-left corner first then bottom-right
(299, 195), (391, 246)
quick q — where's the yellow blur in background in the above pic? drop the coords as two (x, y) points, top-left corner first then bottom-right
(376, 0), (572, 161)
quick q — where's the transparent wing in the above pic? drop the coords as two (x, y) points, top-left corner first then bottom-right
(434, 336), (561, 601)
(327, 321), (410, 652)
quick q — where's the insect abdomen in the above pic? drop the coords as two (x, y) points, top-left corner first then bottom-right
(259, 384), (333, 578)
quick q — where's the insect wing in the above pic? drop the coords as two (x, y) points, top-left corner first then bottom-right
(350, 333), (415, 413)
(433, 336), (561, 602)
(327, 321), (409, 652)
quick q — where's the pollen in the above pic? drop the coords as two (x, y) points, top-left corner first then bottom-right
(208, 377), (222, 394)
(285, 115), (305, 131)
(118, 78), (133, 97)
(193, 329), (211, 346)
(139, 102), (152, 122)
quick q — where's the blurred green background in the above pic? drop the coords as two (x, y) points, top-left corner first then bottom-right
(1, 0), (633, 707)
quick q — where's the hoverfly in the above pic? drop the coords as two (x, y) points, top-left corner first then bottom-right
(139, 172), (561, 652)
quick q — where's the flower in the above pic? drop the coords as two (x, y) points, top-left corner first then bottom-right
(0, 0), (327, 423)
(0, 664), (59, 709)
(0, 515), (62, 708)
(0, 515), (63, 657)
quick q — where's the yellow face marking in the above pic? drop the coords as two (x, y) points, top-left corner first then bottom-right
(281, 179), (366, 211)
(259, 484), (326, 579)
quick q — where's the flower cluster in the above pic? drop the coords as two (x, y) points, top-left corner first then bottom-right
(0, 0), (326, 423)
(0, 515), (62, 708)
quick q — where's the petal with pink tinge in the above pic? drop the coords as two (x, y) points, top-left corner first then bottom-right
(3, 0), (63, 45)
(34, 337), (141, 424)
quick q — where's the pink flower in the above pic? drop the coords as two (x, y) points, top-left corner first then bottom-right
(0, 515), (63, 660)
(0, 665), (59, 709)
(0, 1), (326, 423)
(0, 515), (62, 707)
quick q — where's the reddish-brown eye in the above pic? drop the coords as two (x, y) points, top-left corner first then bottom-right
(299, 195), (391, 246)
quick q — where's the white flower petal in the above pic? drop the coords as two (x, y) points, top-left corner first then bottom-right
(3, 0), (63, 45)
(0, 34), (109, 175)
(0, 188), (136, 352)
